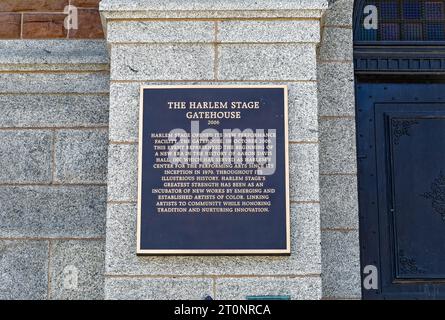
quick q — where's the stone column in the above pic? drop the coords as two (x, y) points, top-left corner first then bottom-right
(100, 0), (327, 300)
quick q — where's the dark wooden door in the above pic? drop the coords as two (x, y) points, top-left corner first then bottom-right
(357, 83), (445, 299)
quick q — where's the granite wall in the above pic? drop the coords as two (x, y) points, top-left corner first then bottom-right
(100, 0), (328, 300)
(318, 0), (361, 299)
(0, 0), (363, 300)
(0, 40), (109, 299)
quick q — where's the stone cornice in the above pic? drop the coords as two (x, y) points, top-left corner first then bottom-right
(99, 0), (329, 19)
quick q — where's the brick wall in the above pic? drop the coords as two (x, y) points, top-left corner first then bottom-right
(0, 0), (104, 39)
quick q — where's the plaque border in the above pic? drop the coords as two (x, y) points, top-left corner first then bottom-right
(137, 85), (290, 255)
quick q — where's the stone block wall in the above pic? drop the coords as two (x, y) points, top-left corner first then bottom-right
(101, 0), (328, 300)
(318, 0), (361, 299)
(0, 0), (104, 39)
(0, 40), (109, 299)
(0, 0), (364, 300)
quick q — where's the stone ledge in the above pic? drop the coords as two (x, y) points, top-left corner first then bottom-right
(0, 40), (109, 72)
(100, 0), (328, 19)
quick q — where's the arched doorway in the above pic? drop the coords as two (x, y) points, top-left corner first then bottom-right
(354, 0), (445, 299)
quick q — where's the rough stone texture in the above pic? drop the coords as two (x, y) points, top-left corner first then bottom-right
(102, 10), (325, 20)
(289, 144), (319, 202)
(320, 174), (358, 229)
(0, 186), (106, 238)
(215, 276), (321, 300)
(319, 118), (357, 174)
(288, 82), (318, 142)
(0, 130), (52, 183)
(0, 240), (48, 300)
(106, 203), (320, 276)
(0, 94), (109, 128)
(319, 27), (353, 61)
(54, 129), (108, 184)
(321, 230), (361, 298)
(106, 202), (321, 276)
(0, 40), (108, 68)
(49, 240), (105, 300)
(100, 0), (329, 11)
(318, 1), (360, 300)
(105, 277), (213, 300)
(99, 0), (329, 20)
(318, 62), (355, 116)
(0, 39), (109, 301)
(218, 20), (320, 43)
(107, 143), (138, 202)
(218, 44), (317, 80)
(107, 21), (214, 43)
(102, 0), (326, 301)
(110, 44), (214, 80)
(324, 0), (353, 26)
(109, 82), (318, 143)
(0, 72), (109, 93)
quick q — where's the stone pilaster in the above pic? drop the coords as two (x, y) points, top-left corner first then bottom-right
(100, 0), (328, 300)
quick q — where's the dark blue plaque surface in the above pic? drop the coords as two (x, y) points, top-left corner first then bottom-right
(137, 86), (289, 254)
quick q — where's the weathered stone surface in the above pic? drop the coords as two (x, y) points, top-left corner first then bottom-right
(319, 118), (357, 174)
(319, 27), (353, 61)
(0, 40), (108, 71)
(218, 20), (320, 43)
(0, 94), (109, 128)
(324, 0), (354, 26)
(107, 21), (214, 43)
(288, 82), (318, 142)
(0, 240), (48, 300)
(289, 143), (319, 202)
(218, 44), (317, 80)
(321, 230), (361, 298)
(105, 277), (213, 300)
(105, 203), (321, 276)
(318, 62), (355, 116)
(49, 240), (105, 300)
(215, 276), (321, 300)
(107, 143), (137, 202)
(100, 0), (329, 12)
(0, 186), (106, 238)
(0, 130), (52, 183)
(54, 129), (108, 184)
(110, 44), (214, 80)
(109, 82), (317, 142)
(0, 72), (109, 93)
(320, 174), (359, 229)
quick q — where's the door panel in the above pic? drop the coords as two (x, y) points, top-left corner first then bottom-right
(357, 84), (445, 299)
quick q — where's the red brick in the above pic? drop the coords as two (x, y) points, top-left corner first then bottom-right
(0, 0), (68, 12)
(22, 14), (67, 39)
(69, 9), (104, 39)
(71, 0), (101, 8)
(0, 13), (21, 39)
